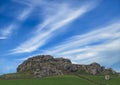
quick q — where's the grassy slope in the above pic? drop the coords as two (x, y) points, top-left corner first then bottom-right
(0, 75), (120, 85)
(0, 75), (96, 85)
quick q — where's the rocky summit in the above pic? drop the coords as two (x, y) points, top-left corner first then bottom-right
(17, 55), (116, 78)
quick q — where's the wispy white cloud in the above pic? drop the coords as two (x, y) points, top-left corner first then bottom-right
(17, 7), (33, 21)
(0, 24), (17, 39)
(43, 21), (120, 55)
(0, 0), (43, 40)
(0, 37), (6, 39)
(0, 0), (42, 40)
(74, 38), (120, 61)
(13, 0), (43, 21)
(11, 1), (98, 54)
(39, 20), (120, 69)
(13, 0), (42, 7)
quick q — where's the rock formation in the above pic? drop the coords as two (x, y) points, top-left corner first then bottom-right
(17, 55), (116, 78)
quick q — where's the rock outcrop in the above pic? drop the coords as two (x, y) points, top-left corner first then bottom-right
(17, 55), (116, 78)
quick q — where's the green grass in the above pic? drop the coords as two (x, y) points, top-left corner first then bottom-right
(88, 75), (120, 85)
(0, 75), (120, 85)
(0, 75), (96, 85)
(0, 72), (33, 79)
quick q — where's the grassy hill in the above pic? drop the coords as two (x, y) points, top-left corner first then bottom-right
(0, 75), (120, 85)
(2, 55), (117, 85)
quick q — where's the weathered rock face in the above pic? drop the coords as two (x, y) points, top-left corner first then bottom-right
(17, 55), (116, 77)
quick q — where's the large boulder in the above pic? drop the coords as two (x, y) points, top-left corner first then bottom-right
(17, 55), (116, 77)
(87, 62), (102, 75)
(17, 55), (72, 77)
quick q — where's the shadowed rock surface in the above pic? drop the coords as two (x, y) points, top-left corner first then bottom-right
(17, 55), (116, 78)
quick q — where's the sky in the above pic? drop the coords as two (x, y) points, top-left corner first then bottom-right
(0, 0), (120, 75)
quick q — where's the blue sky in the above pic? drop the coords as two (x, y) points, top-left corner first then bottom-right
(0, 0), (120, 75)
